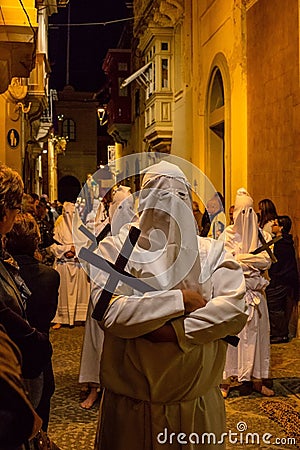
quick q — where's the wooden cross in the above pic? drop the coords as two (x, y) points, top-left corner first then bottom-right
(78, 225), (239, 346)
(78, 223), (111, 252)
(78, 226), (156, 321)
(251, 229), (282, 263)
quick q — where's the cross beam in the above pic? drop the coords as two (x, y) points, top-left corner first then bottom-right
(78, 225), (239, 347)
(251, 230), (282, 263)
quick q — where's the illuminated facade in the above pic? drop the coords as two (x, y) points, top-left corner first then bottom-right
(104, 0), (300, 259)
(54, 85), (99, 203)
(0, 0), (66, 195)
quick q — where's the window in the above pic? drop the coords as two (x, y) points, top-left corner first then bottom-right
(161, 42), (168, 51)
(118, 62), (128, 71)
(147, 63), (155, 98)
(209, 69), (224, 112)
(161, 59), (168, 88)
(62, 118), (76, 141)
(135, 89), (140, 117)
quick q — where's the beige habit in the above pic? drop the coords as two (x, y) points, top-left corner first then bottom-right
(92, 161), (247, 450)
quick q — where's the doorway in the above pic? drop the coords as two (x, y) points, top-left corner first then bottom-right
(207, 68), (225, 197)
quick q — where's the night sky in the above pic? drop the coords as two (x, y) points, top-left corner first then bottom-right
(49, 0), (130, 92)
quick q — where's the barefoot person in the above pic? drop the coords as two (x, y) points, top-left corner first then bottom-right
(51, 202), (90, 329)
(78, 186), (136, 409)
(221, 188), (274, 397)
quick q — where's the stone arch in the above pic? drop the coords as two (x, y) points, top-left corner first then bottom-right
(205, 53), (231, 210)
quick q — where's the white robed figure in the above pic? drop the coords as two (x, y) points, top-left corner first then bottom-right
(78, 186), (136, 409)
(221, 188), (274, 397)
(51, 202), (90, 327)
(92, 161), (247, 450)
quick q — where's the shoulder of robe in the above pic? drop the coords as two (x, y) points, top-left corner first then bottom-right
(197, 236), (225, 266)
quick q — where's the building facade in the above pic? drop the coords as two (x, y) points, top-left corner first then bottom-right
(104, 0), (299, 261)
(54, 85), (99, 202)
(0, 0), (67, 195)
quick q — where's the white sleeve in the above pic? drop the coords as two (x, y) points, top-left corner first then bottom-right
(100, 290), (184, 338)
(235, 252), (272, 271)
(50, 243), (72, 258)
(90, 234), (185, 339)
(172, 242), (248, 352)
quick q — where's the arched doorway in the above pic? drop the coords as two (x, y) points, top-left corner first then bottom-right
(207, 67), (225, 197)
(58, 175), (81, 203)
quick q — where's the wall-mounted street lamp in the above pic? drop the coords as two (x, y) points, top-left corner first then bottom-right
(97, 106), (108, 126)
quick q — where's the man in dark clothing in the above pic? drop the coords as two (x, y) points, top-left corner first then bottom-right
(266, 215), (299, 343)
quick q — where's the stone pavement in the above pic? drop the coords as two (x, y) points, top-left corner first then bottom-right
(47, 326), (300, 450)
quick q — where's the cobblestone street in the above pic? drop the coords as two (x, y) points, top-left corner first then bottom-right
(48, 326), (300, 450)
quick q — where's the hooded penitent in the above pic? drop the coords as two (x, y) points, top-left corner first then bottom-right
(53, 201), (75, 246)
(109, 186), (136, 236)
(230, 187), (259, 253)
(131, 160), (200, 291)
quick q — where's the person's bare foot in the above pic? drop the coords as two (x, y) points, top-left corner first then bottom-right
(79, 385), (89, 401)
(80, 387), (99, 409)
(253, 380), (274, 397)
(220, 384), (230, 399)
(52, 323), (61, 330)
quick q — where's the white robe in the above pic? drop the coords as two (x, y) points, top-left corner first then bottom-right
(51, 202), (90, 325)
(51, 244), (90, 325)
(92, 228), (247, 450)
(78, 189), (136, 386)
(78, 294), (104, 385)
(222, 226), (272, 381)
(78, 220), (109, 386)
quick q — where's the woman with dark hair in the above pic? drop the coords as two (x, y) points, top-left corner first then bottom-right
(258, 198), (278, 234)
(5, 213), (60, 431)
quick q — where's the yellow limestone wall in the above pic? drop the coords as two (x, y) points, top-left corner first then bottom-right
(0, 0), (38, 28)
(0, 0), (38, 173)
(190, 0), (248, 209)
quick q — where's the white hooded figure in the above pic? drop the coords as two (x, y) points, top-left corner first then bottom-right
(109, 185), (136, 236)
(221, 188), (274, 397)
(51, 202), (90, 327)
(92, 161), (247, 450)
(78, 186), (136, 409)
(85, 199), (101, 232)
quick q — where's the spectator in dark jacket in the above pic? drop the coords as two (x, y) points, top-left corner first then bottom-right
(266, 215), (299, 343)
(5, 213), (60, 431)
(0, 163), (52, 381)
